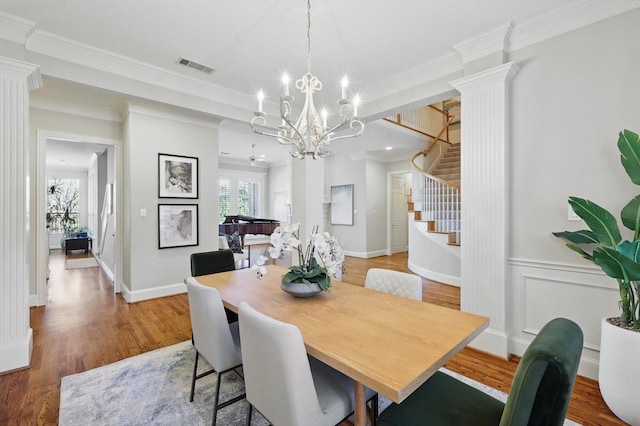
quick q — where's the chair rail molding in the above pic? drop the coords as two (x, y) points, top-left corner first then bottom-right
(508, 256), (619, 380)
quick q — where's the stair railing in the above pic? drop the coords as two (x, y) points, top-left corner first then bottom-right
(99, 183), (111, 257)
(410, 115), (460, 241)
(384, 105), (452, 144)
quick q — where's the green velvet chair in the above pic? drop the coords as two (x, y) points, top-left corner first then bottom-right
(378, 317), (583, 426)
(190, 249), (238, 323)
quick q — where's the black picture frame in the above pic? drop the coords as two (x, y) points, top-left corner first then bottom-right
(158, 204), (199, 249)
(158, 153), (199, 199)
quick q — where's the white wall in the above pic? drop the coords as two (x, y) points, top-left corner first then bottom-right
(268, 162), (291, 223)
(506, 9), (640, 378)
(366, 159), (388, 255)
(325, 155), (368, 256)
(122, 104), (220, 301)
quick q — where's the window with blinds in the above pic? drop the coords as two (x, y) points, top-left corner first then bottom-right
(238, 180), (261, 217)
(219, 178), (231, 223)
(218, 173), (263, 222)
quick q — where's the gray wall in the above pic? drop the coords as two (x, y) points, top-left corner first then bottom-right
(122, 105), (220, 298)
(366, 159), (388, 254)
(325, 155), (368, 255)
(509, 9), (640, 266)
(501, 8), (640, 378)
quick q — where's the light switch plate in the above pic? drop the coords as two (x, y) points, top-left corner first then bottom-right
(140, 208), (147, 218)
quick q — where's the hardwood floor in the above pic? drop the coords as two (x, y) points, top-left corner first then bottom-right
(0, 250), (626, 425)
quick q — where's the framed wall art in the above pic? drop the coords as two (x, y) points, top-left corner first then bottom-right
(158, 204), (199, 249)
(158, 153), (198, 199)
(330, 184), (354, 225)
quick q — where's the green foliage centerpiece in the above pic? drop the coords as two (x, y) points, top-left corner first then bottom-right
(253, 223), (345, 293)
(554, 129), (640, 330)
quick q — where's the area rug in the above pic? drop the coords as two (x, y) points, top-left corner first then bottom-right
(59, 341), (581, 426)
(65, 257), (99, 269)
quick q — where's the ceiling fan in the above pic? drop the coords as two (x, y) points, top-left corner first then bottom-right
(248, 144), (266, 166)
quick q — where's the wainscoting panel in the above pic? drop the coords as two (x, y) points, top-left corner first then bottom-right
(508, 259), (620, 379)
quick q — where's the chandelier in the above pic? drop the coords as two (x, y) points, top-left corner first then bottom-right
(250, 0), (364, 159)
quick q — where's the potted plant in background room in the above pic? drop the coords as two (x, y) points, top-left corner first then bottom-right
(554, 129), (640, 425)
(253, 223), (345, 298)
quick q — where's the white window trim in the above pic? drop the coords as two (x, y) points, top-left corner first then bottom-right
(219, 168), (267, 221)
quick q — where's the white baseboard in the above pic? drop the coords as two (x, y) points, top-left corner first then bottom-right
(0, 328), (33, 374)
(509, 334), (600, 380)
(29, 294), (38, 307)
(469, 327), (509, 358)
(343, 249), (388, 259)
(99, 259), (115, 283)
(408, 259), (461, 287)
(121, 282), (187, 303)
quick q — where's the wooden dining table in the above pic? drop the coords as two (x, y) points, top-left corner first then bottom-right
(195, 265), (489, 426)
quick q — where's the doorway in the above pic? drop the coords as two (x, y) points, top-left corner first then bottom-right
(36, 130), (123, 306)
(388, 171), (412, 255)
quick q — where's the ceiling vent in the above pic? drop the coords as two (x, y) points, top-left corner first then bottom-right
(177, 57), (214, 74)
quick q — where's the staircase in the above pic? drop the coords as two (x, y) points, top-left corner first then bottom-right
(408, 117), (461, 246)
(388, 103), (462, 286)
(431, 144), (460, 185)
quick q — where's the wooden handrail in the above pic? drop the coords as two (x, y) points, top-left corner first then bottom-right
(383, 117), (451, 144)
(383, 105), (453, 145)
(411, 114), (459, 189)
(420, 114), (455, 158)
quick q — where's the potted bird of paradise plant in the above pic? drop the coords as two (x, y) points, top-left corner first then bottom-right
(553, 129), (640, 425)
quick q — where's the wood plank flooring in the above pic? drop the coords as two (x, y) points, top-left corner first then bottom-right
(0, 250), (627, 425)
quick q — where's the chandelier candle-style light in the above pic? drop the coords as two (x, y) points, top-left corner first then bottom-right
(250, 0), (364, 159)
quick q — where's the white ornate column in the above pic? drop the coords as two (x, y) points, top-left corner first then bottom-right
(0, 57), (42, 373)
(450, 62), (519, 356)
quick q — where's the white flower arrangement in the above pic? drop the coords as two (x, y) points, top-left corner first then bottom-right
(252, 223), (345, 291)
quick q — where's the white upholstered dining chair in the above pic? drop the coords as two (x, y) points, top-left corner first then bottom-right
(238, 302), (378, 426)
(364, 268), (423, 301)
(185, 277), (245, 426)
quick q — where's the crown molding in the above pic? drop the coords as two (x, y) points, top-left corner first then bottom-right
(0, 56), (42, 89)
(2, 3), (639, 119)
(24, 29), (250, 111)
(450, 62), (520, 92)
(30, 95), (122, 122)
(508, 0), (640, 53)
(363, 52), (461, 103)
(0, 12), (37, 44)
(122, 102), (221, 129)
(454, 23), (512, 64)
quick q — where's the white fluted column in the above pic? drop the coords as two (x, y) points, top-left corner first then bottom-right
(450, 62), (519, 356)
(0, 57), (42, 373)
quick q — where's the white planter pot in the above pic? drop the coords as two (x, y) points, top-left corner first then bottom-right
(599, 317), (640, 426)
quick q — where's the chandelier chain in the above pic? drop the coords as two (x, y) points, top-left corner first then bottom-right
(250, 0), (364, 159)
(307, 0), (311, 74)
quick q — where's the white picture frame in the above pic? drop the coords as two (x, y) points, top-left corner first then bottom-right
(330, 184), (354, 225)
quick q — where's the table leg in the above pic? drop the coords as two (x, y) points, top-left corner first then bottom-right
(354, 381), (366, 426)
